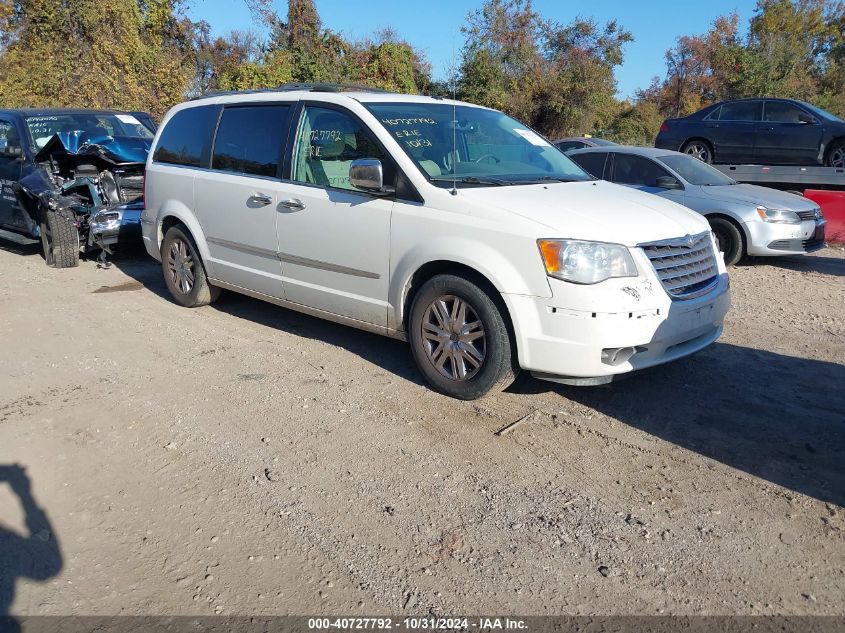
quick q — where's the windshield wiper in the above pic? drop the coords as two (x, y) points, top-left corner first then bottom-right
(430, 176), (509, 186)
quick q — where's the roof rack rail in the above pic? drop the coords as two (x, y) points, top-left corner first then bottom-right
(190, 83), (393, 101)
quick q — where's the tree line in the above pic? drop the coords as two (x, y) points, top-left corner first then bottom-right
(0, 0), (842, 145)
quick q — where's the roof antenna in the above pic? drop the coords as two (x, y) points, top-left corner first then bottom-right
(449, 45), (458, 196)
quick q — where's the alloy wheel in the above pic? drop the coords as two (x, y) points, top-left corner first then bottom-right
(420, 295), (487, 381)
(685, 142), (710, 163)
(830, 147), (845, 169)
(166, 238), (195, 295)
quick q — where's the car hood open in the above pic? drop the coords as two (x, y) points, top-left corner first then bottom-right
(459, 180), (710, 246)
(691, 183), (818, 211)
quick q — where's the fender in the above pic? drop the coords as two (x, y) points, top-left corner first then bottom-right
(388, 235), (552, 331)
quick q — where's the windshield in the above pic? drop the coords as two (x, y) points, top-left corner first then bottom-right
(799, 102), (843, 123)
(365, 102), (591, 187)
(24, 113), (155, 149)
(657, 154), (736, 186)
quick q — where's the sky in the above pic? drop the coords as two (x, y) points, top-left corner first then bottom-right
(185, 0), (762, 99)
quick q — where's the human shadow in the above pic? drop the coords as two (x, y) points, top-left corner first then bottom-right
(512, 342), (845, 507)
(743, 253), (845, 276)
(0, 464), (62, 632)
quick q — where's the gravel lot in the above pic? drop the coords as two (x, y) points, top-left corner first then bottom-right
(0, 236), (843, 617)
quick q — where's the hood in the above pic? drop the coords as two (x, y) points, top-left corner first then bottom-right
(459, 180), (710, 246)
(35, 131), (151, 165)
(690, 183), (817, 211)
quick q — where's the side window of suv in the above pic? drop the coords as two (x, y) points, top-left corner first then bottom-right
(212, 105), (291, 178)
(611, 154), (671, 187)
(154, 105), (220, 168)
(292, 106), (392, 191)
(718, 101), (762, 122)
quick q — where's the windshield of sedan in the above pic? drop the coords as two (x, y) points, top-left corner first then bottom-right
(799, 102), (843, 123)
(24, 113), (154, 149)
(365, 102), (591, 187)
(657, 154), (736, 186)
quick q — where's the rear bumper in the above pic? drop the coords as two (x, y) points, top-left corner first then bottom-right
(744, 219), (826, 256)
(504, 273), (731, 381)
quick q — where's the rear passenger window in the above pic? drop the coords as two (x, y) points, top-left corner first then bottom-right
(718, 101), (762, 122)
(611, 154), (671, 187)
(153, 105), (219, 167)
(212, 105), (290, 177)
(568, 152), (606, 179)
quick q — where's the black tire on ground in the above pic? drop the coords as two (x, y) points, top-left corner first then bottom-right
(824, 139), (845, 168)
(39, 207), (80, 268)
(408, 273), (518, 400)
(160, 225), (220, 308)
(709, 217), (744, 266)
(680, 139), (714, 164)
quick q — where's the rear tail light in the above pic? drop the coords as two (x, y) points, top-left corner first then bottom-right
(659, 122), (669, 133)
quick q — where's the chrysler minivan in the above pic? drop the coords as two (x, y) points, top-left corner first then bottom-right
(141, 84), (730, 399)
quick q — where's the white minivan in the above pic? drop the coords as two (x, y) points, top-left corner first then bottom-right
(141, 85), (730, 399)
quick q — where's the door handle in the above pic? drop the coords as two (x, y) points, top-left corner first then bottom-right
(279, 198), (305, 211)
(757, 126), (775, 131)
(249, 194), (273, 206)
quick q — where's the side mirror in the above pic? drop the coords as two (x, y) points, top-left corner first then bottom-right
(349, 158), (393, 195)
(798, 113), (816, 124)
(656, 175), (683, 190)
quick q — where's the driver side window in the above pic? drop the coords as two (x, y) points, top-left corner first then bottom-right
(0, 121), (21, 153)
(292, 106), (391, 192)
(612, 154), (671, 187)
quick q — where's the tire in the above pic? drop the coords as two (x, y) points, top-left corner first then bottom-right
(408, 273), (518, 400)
(160, 225), (220, 307)
(825, 140), (844, 168)
(681, 139), (713, 164)
(709, 217), (744, 266)
(39, 207), (79, 268)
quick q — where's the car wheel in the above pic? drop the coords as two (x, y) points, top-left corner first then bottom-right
(40, 207), (79, 268)
(681, 140), (713, 163)
(825, 140), (845, 168)
(409, 274), (518, 400)
(161, 225), (220, 307)
(709, 217), (744, 266)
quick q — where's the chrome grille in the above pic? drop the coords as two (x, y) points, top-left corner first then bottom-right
(796, 209), (817, 221)
(641, 232), (719, 300)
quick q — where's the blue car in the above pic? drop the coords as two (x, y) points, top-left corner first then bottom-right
(655, 98), (845, 168)
(0, 109), (154, 267)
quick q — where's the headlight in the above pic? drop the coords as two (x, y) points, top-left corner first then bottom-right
(537, 239), (638, 284)
(756, 206), (801, 224)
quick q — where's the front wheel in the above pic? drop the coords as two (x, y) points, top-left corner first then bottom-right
(681, 140), (713, 164)
(408, 274), (518, 400)
(40, 207), (80, 268)
(709, 217), (744, 266)
(161, 225), (220, 307)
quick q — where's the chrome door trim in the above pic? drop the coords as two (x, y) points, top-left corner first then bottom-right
(206, 236), (381, 279)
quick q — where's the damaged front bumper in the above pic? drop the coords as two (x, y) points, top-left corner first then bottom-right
(88, 201), (143, 249)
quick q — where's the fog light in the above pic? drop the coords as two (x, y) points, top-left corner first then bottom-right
(601, 346), (637, 366)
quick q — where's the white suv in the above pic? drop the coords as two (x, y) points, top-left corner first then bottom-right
(142, 85), (731, 399)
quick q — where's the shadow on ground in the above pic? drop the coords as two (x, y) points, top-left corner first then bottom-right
(0, 465), (62, 632)
(0, 230), (41, 258)
(744, 253), (845, 276)
(115, 253), (845, 507)
(512, 343), (845, 507)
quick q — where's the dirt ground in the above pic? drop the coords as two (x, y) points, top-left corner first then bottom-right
(0, 234), (843, 617)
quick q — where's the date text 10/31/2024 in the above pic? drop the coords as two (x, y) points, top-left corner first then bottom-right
(307, 618), (527, 630)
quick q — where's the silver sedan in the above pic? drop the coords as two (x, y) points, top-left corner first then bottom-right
(567, 146), (826, 265)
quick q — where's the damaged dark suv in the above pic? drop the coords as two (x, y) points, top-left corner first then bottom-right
(0, 109), (155, 267)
